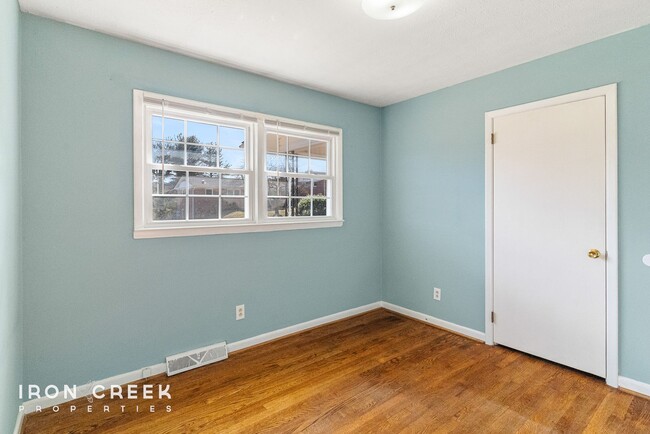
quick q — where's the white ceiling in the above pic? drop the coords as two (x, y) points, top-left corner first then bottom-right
(19, 0), (650, 107)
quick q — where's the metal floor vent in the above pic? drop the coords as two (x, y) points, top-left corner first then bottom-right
(166, 342), (228, 376)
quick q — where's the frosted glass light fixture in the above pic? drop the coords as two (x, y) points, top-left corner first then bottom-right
(643, 254), (650, 267)
(362, 0), (426, 20)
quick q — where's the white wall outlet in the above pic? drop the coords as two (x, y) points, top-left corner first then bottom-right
(236, 304), (245, 320)
(433, 287), (442, 301)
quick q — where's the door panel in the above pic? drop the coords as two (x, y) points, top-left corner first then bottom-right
(493, 96), (606, 377)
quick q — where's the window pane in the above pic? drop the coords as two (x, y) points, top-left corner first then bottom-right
(287, 136), (309, 173)
(298, 156), (309, 173)
(287, 155), (308, 173)
(265, 153), (276, 171)
(152, 116), (162, 139)
(219, 148), (245, 169)
(268, 198), (288, 217)
(310, 141), (328, 174)
(152, 170), (163, 195)
(289, 136), (309, 155)
(313, 179), (328, 196)
(291, 178), (311, 197)
(266, 153), (287, 172)
(311, 140), (327, 158)
(270, 134), (288, 153)
(267, 176), (289, 197)
(266, 133), (279, 153)
(220, 126), (245, 148)
(189, 197), (219, 220)
(152, 116), (184, 142)
(266, 133), (288, 153)
(188, 172), (219, 195)
(292, 198), (311, 216)
(153, 141), (185, 165)
(152, 140), (162, 164)
(310, 158), (327, 175)
(187, 121), (217, 145)
(169, 171), (189, 194)
(222, 174), (245, 196)
(152, 170), (186, 194)
(187, 145), (218, 167)
(221, 198), (245, 219)
(277, 154), (287, 172)
(166, 142), (185, 165)
(287, 155), (296, 173)
(313, 197), (328, 216)
(153, 197), (186, 220)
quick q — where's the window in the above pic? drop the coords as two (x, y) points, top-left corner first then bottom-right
(133, 90), (343, 238)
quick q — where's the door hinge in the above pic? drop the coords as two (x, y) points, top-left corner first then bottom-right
(491, 311), (495, 323)
(490, 133), (495, 145)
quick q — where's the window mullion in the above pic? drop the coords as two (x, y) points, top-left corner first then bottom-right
(263, 171), (334, 180)
(146, 163), (252, 176)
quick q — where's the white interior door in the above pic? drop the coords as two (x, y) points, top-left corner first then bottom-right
(492, 96), (607, 377)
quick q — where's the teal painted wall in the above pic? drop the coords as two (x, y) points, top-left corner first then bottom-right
(20, 15), (382, 389)
(17, 11), (650, 396)
(0, 0), (22, 431)
(382, 25), (650, 383)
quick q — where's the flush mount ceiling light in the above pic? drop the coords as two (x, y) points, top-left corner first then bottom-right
(362, 0), (426, 20)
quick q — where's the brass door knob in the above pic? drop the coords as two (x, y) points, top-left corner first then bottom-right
(588, 249), (601, 259)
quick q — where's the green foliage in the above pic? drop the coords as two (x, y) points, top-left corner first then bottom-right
(153, 197), (183, 220)
(297, 195), (327, 216)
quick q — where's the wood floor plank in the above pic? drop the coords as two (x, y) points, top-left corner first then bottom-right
(22, 309), (650, 433)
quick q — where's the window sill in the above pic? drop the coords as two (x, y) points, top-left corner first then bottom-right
(133, 219), (344, 239)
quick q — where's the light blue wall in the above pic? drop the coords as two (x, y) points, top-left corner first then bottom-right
(0, 0), (22, 431)
(382, 25), (650, 383)
(18, 11), (650, 395)
(20, 14), (382, 389)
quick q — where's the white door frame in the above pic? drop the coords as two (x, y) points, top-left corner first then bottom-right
(484, 83), (618, 387)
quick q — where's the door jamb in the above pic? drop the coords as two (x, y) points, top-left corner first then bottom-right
(484, 83), (618, 387)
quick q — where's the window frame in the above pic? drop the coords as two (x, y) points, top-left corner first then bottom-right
(133, 90), (343, 239)
(261, 126), (335, 222)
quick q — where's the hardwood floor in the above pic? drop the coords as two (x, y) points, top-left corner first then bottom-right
(22, 309), (650, 433)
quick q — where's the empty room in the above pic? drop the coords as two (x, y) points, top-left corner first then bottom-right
(3, 0), (650, 432)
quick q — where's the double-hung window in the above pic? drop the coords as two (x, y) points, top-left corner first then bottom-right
(133, 90), (343, 238)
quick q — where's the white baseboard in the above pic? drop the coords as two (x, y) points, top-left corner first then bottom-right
(619, 376), (650, 398)
(382, 304), (650, 397)
(18, 300), (644, 423)
(13, 410), (24, 434)
(227, 301), (382, 352)
(20, 362), (168, 414)
(20, 301), (382, 414)
(381, 301), (486, 342)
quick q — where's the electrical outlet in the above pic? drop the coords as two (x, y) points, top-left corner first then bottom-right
(236, 304), (245, 320)
(433, 287), (442, 301)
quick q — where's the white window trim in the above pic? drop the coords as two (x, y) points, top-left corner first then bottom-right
(133, 90), (343, 239)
